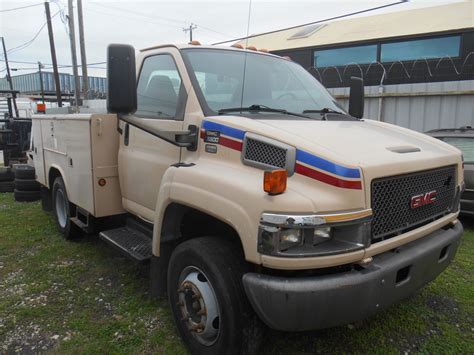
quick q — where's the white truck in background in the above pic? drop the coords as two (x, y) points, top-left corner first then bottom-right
(31, 43), (464, 354)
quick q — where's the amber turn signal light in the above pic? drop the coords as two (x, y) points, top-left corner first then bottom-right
(264, 169), (287, 195)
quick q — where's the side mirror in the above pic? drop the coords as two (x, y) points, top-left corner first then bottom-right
(348, 77), (364, 119)
(107, 44), (137, 114)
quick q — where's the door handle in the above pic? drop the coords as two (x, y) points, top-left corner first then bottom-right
(124, 123), (130, 146)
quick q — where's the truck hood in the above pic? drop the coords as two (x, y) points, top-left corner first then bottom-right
(205, 116), (462, 181)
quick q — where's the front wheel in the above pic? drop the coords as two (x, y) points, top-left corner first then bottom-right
(167, 237), (263, 354)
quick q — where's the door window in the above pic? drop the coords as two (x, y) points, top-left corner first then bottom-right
(136, 55), (183, 119)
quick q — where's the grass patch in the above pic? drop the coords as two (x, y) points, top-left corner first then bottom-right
(0, 193), (473, 353)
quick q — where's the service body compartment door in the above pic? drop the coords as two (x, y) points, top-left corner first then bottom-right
(42, 115), (95, 214)
(90, 114), (124, 217)
(31, 118), (46, 185)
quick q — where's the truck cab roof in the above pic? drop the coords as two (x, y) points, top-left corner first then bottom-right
(139, 43), (281, 58)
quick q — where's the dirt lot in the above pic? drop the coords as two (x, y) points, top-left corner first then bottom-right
(0, 193), (473, 353)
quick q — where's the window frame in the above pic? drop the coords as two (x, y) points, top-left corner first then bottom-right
(135, 52), (188, 121)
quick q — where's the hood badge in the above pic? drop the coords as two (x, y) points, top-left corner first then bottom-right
(410, 191), (437, 209)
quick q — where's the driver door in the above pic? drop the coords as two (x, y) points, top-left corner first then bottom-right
(118, 50), (187, 221)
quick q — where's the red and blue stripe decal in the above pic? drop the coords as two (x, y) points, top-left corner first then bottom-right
(201, 120), (362, 189)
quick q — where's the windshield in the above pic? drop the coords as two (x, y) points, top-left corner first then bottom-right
(182, 48), (343, 116)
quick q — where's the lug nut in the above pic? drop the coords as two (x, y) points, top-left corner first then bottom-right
(197, 309), (207, 316)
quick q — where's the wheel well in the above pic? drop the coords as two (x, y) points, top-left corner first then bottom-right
(161, 203), (245, 257)
(151, 203), (247, 299)
(48, 167), (61, 190)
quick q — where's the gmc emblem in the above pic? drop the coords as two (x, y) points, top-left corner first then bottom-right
(410, 191), (437, 209)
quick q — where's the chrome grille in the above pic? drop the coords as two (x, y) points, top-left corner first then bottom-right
(244, 138), (287, 169)
(371, 166), (456, 241)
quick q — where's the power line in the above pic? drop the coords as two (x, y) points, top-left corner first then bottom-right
(89, 2), (236, 39)
(84, 6), (184, 30)
(213, 0), (409, 45)
(0, 3), (42, 13)
(183, 24), (198, 42)
(5, 11), (60, 56)
(90, 2), (188, 26)
(197, 24), (236, 39)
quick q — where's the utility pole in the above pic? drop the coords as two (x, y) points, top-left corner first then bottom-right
(45, 1), (62, 107)
(77, 0), (89, 101)
(183, 23), (197, 43)
(67, 0), (81, 111)
(38, 62), (45, 104)
(1, 37), (19, 117)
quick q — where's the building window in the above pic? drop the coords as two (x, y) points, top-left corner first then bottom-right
(313, 45), (378, 68)
(381, 35), (461, 62)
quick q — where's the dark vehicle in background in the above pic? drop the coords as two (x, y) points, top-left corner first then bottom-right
(427, 127), (474, 216)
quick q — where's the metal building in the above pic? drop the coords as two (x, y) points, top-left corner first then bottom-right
(237, 0), (474, 131)
(0, 71), (107, 99)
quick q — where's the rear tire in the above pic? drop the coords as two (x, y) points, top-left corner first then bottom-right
(167, 237), (263, 355)
(52, 177), (80, 239)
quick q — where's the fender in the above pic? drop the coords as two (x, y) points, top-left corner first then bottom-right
(152, 159), (316, 264)
(48, 164), (68, 191)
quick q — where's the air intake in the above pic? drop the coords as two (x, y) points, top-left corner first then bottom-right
(242, 133), (296, 175)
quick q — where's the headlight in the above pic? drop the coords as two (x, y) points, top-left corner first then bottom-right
(313, 226), (332, 243)
(258, 211), (372, 257)
(279, 229), (303, 250)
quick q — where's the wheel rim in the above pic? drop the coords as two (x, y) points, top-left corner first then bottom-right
(177, 266), (221, 346)
(55, 189), (68, 228)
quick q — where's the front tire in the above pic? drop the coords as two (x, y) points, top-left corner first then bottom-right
(52, 177), (79, 239)
(167, 237), (263, 355)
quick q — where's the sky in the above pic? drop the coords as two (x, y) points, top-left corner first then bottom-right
(0, 0), (463, 78)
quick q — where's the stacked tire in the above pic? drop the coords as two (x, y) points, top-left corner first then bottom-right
(13, 164), (41, 202)
(0, 167), (15, 193)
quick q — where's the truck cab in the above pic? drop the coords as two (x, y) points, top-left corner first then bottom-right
(32, 43), (464, 354)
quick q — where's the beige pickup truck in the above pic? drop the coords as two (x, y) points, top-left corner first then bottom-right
(31, 43), (464, 354)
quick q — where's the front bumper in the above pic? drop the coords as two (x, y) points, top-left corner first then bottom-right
(243, 221), (463, 331)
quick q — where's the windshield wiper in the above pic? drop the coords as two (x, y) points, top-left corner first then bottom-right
(302, 108), (345, 115)
(219, 104), (312, 119)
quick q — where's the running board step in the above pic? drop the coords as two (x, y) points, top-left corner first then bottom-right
(99, 227), (152, 263)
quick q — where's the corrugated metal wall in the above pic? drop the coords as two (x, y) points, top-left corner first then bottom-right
(327, 80), (474, 132)
(0, 72), (107, 94)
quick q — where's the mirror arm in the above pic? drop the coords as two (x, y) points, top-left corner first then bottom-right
(117, 114), (198, 151)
